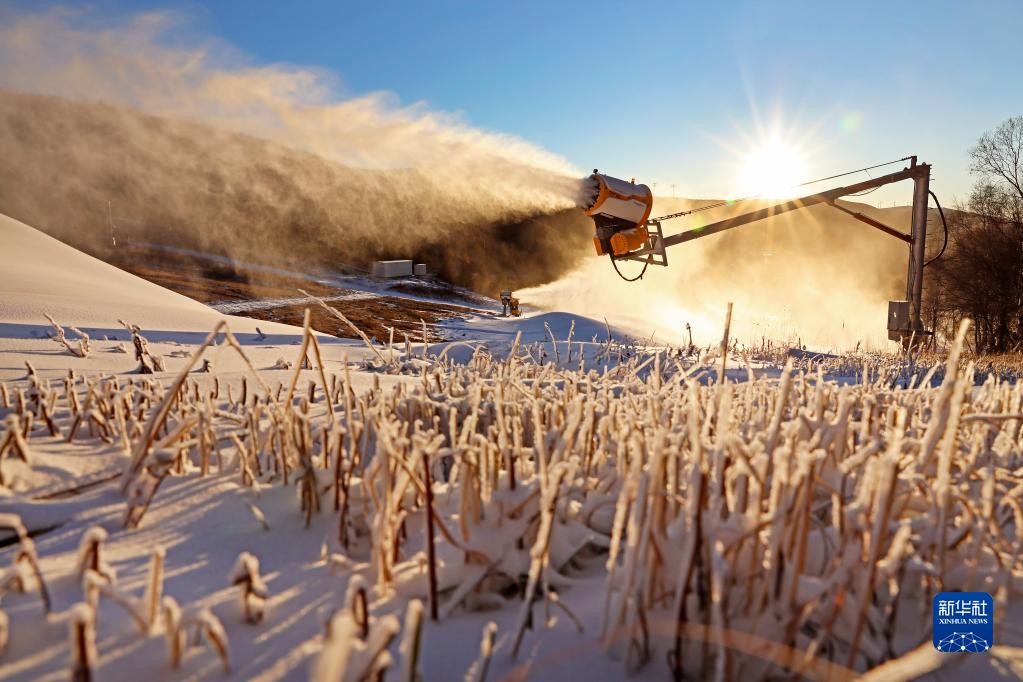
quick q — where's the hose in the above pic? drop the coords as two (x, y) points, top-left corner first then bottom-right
(611, 256), (649, 282)
(924, 190), (948, 267)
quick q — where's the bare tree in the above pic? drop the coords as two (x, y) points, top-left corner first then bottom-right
(926, 116), (1023, 352)
(969, 115), (1023, 203)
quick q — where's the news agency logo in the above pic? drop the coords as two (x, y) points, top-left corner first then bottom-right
(933, 592), (993, 653)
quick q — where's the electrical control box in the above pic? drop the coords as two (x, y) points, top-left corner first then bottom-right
(887, 300), (911, 341)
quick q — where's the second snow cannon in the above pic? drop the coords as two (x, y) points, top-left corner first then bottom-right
(581, 172), (654, 257)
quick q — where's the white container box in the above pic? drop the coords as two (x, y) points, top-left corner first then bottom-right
(372, 260), (413, 278)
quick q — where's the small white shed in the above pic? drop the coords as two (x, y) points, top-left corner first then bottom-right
(372, 260), (413, 278)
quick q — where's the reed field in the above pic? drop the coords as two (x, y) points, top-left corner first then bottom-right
(0, 310), (1022, 681)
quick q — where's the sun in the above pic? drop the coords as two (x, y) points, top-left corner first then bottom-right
(736, 135), (808, 198)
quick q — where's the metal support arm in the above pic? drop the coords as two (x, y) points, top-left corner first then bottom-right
(822, 201), (911, 243)
(618, 160), (932, 341)
(657, 164), (927, 249)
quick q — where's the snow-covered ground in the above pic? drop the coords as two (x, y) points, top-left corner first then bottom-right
(0, 215), (661, 680)
(0, 218), (305, 338)
(1, 213), (1021, 682)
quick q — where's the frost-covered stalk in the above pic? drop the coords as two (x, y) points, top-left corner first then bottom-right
(230, 551), (268, 624)
(196, 608), (231, 673)
(313, 611), (358, 682)
(669, 391), (706, 679)
(0, 609), (8, 657)
(422, 447), (439, 621)
(935, 369), (971, 584)
(511, 465), (566, 658)
(465, 621), (497, 682)
(307, 323), (336, 426)
(718, 302), (732, 384)
(144, 547), (165, 631)
(44, 314), (89, 358)
(565, 319), (575, 364)
(81, 569), (147, 632)
(398, 599), (424, 682)
(0, 513), (51, 613)
(544, 322), (560, 365)
(341, 612), (401, 682)
(615, 466), (653, 667)
(1, 414), (33, 466)
(846, 429), (901, 670)
(76, 527), (116, 583)
(344, 575), (370, 639)
(81, 570), (102, 610)
(601, 470), (636, 639)
(69, 603), (96, 682)
(369, 428), (396, 592)
(708, 540), (729, 681)
(162, 597), (185, 669)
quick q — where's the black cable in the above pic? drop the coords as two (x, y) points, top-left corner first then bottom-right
(791, 156), (914, 189)
(924, 190), (948, 267)
(611, 256), (650, 282)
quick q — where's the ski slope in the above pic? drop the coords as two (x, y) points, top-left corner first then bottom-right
(0, 213), (304, 337)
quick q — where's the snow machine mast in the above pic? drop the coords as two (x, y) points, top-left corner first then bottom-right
(585, 158), (936, 343)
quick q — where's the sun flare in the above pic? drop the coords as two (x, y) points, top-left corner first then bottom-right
(736, 136), (808, 198)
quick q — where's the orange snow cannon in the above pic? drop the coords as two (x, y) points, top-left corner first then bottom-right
(581, 172), (654, 257)
(602, 224), (649, 257)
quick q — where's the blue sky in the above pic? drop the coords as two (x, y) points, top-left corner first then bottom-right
(13, 1), (1023, 205)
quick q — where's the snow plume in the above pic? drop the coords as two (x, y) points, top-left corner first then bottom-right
(0, 8), (591, 293)
(521, 196), (910, 351)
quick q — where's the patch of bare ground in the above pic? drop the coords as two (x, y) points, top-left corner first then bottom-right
(234, 298), (473, 343)
(108, 244), (478, 340)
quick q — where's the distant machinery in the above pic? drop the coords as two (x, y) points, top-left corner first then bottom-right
(500, 290), (521, 317)
(583, 158), (944, 345)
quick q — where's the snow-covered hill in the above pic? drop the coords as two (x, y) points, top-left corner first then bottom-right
(0, 213), (301, 336)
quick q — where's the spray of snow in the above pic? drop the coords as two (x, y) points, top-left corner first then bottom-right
(0, 8), (592, 293)
(521, 196), (910, 350)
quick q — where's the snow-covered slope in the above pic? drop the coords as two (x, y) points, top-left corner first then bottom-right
(0, 213), (404, 385)
(0, 212), (649, 387)
(0, 213), (297, 336)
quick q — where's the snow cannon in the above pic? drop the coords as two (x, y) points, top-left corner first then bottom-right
(581, 172), (653, 257)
